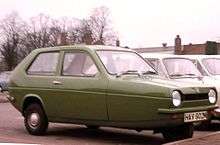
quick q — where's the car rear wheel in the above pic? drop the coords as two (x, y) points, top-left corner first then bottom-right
(162, 123), (193, 141)
(24, 103), (48, 135)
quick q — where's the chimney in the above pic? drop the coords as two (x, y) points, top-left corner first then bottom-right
(116, 39), (120, 47)
(174, 35), (182, 54)
(162, 43), (167, 48)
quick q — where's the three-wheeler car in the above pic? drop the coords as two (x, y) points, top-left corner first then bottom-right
(6, 46), (218, 141)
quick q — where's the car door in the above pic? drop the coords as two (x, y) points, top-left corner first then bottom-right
(53, 50), (108, 121)
(107, 80), (159, 122)
(25, 51), (63, 118)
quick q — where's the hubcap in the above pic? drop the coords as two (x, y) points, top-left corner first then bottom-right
(28, 113), (40, 129)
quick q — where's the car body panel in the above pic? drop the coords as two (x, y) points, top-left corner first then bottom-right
(7, 46), (217, 130)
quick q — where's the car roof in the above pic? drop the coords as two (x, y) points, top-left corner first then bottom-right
(141, 53), (220, 60)
(141, 53), (181, 59)
(141, 53), (172, 58)
(178, 55), (220, 60)
(32, 45), (135, 53)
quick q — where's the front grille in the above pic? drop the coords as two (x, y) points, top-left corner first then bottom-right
(182, 93), (208, 101)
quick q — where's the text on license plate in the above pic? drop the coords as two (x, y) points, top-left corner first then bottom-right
(184, 111), (208, 122)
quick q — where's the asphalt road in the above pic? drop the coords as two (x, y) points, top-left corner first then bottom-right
(0, 102), (219, 145)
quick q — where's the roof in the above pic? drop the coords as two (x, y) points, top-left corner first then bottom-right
(133, 46), (174, 53)
(141, 53), (200, 60)
(141, 53), (175, 59)
(141, 53), (220, 61)
(32, 45), (135, 53)
(89, 45), (135, 51)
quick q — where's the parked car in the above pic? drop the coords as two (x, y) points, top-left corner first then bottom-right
(143, 53), (220, 124)
(0, 71), (11, 92)
(180, 55), (220, 118)
(142, 54), (204, 81)
(7, 46), (217, 141)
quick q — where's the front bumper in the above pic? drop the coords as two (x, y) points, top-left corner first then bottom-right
(212, 107), (220, 118)
(158, 105), (218, 114)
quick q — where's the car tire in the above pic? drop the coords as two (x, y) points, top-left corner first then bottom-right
(24, 103), (48, 135)
(162, 123), (193, 141)
(194, 120), (211, 130)
(86, 125), (99, 130)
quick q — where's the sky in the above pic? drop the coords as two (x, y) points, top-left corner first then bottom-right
(0, 0), (220, 48)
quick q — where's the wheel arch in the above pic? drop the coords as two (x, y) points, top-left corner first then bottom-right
(22, 94), (46, 116)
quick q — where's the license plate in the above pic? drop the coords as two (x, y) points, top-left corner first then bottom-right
(184, 111), (208, 122)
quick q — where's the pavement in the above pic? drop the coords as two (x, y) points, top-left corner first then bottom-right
(0, 94), (8, 103)
(164, 131), (220, 145)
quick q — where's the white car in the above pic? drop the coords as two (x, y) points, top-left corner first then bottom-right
(142, 53), (220, 121)
(180, 55), (220, 117)
(142, 54), (204, 83)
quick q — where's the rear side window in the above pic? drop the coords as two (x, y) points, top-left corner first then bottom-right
(27, 52), (59, 75)
(62, 52), (98, 77)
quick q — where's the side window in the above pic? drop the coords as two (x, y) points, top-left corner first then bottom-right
(147, 58), (157, 68)
(148, 58), (164, 76)
(157, 61), (165, 76)
(27, 52), (59, 75)
(62, 52), (98, 76)
(196, 61), (208, 76)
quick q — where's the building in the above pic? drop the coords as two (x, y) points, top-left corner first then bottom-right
(133, 35), (220, 55)
(133, 44), (174, 54)
(175, 41), (220, 55)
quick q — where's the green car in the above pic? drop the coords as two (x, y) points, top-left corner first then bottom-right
(6, 45), (217, 141)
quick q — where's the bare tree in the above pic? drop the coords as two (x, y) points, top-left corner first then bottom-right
(20, 14), (54, 57)
(0, 6), (117, 70)
(88, 6), (117, 45)
(49, 19), (64, 46)
(66, 18), (83, 45)
(0, 12), (25, 70)
(20, 14), (84, 57)
(50, 17), (81, 45)
(77, 19), (94, 45)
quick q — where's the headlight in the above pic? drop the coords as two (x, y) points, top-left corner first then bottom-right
(172, 91), (181, 107)
(208, 89), (217, 104)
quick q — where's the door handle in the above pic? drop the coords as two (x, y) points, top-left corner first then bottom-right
(52, 81), (62, 85)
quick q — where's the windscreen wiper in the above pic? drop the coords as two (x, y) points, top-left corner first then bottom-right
(182, 73), (202, 78)
(183, 73), (195, 76)
(169, 74), (183, 77)
(170, 73), (200, 78)
(142, 70), (157, 75)
(116, 70), (141, 77)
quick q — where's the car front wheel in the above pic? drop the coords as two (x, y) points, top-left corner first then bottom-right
(194, 120), (211, 130)
(162, 123), (193, 141)
(24, 103), (48, 135)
